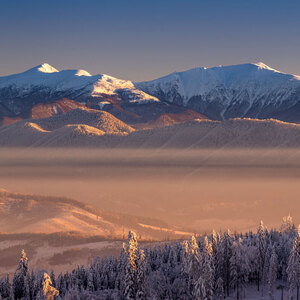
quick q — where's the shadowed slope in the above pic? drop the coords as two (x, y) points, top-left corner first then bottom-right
(133, 109), (207, 129)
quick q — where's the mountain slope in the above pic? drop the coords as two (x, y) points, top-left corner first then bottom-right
(119, 118), (300, 148)
(0, 108), (135, 146)
(0, 63), (159, 118)
(0, 64), (207, 125)
(0, 189), (191, 240)
(135, 62), (300, 122)
(31, 107), (135, 134)
(2, 61), (300, 123)
(1, 114), (300, 148)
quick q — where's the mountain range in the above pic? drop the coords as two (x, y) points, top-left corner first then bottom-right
(1, 62), (300, 125)
(1, 107), (300, 147)
(136, 62), (300, 122)
(1, 62), (300, 147)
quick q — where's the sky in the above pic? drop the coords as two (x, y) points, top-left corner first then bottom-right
(0, 0), (300, 81)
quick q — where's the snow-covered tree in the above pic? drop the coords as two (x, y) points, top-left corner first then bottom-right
(281, 215), (296, 235)
(230, 239), (249, 299)
(216, 277), (224, 300)
(221, 230), (233, 297)
(257, 221), (267, 293)
(124, 230), (141, 300)
(13, 249), (29, 300)
(86, 267), (95, 292)
(201, 236), (214, 300)
(194, 276), (207, 300)
(182, 236), (201, 298)
(0, 275), (11, 299)
(187, 236), (201, 279)
(0, 220), (299, 299)
(42, 272), (59, 300)
(268, 246), (278, 300)
(136, 249), (146, 300)
(287, 226), (300, 300)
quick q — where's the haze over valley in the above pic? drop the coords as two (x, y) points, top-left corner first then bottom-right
(1, 148), (299, 233)
(0, 61), (299, 237)
(1, 1), (300, 298)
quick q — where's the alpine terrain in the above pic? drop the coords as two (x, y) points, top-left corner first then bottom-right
(135, 62), (300, 122)
(0, 63), (204, 125)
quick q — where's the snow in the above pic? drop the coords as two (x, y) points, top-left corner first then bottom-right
(0, 63), (159, 104)
(98, 101), (110, 109)
(74, 69), (92, 77)
(135, 62), (300, 107)
(36, 63), (59, 73)
(255, 61), (279, 72)
(52, 105), (58, 114)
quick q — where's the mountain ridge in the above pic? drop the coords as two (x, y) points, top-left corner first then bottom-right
(135, 62), (300, 122)
(0, 63), (159, 118)
(1, 108), (300, 148)
(1, 62), (300, 123)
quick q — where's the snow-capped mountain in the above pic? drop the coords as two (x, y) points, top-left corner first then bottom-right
(135, 62), (300, 122)
(2, 62), (300, 124)
(0, 63), (159, 116)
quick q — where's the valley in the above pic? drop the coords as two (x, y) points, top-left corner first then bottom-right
(0, 148), (299, 233)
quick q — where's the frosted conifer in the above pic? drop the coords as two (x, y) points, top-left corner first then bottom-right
(42, 272), (59, 300)
(12, 249), (29, 300)
(124, 231), (138, 300)
(268, 246), (277, 300)
(287, 226), (300, 300)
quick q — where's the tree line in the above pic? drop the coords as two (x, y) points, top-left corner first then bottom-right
(0, 217), (299, 299)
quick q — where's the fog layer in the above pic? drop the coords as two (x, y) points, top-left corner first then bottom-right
(1, 148), (299, 232)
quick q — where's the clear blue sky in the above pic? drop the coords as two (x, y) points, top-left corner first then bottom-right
(1, 0), (300, 81)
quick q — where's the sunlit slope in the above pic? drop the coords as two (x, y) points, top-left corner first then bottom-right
(0, 108), (135, 146)
(0, 113), (300, 147)
(135, 62), (300, 122)
(0, 189), (191, 240)
(121, 118), (300, 148)
(32, 107), (135, 134)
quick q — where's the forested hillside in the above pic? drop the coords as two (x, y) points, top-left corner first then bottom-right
(0, 217), (299, 299)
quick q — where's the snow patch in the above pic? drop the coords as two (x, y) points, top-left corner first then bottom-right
(98, 101), (110, 109)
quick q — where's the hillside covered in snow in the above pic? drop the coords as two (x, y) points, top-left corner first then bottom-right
(135, 62), (300, 122)
(1, 108), (300, 148)
(0, 218), (299, 299)
(1, 62), (300, 125)
(0, 63), (159, 120)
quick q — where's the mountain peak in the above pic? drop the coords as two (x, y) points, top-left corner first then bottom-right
(74, 69), (92, 77)
(254, 62), (278, 72)
(34, 63), (59, 73)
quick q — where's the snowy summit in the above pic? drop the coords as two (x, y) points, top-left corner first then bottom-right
(135, 62), (300, 121)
